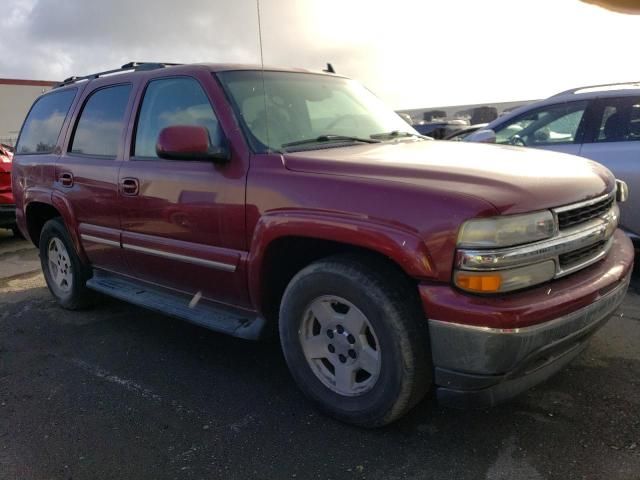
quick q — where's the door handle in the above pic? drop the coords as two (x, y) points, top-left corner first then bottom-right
(59, 172), (74, 187)
(120, 177), (139, 196)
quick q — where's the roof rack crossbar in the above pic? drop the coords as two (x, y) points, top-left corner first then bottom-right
(53, 62), (182, 88)
(552, 80), (640, 97)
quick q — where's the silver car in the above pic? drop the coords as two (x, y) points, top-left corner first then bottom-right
(467, 81), (639, 242)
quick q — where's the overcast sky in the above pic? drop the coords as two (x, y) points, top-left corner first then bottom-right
(0, 0), (638, 109)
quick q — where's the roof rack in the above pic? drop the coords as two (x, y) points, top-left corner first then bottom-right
(552, 80), (640, 97)
(53, 62), (182, 89)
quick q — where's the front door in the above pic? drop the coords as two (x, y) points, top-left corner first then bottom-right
(493, 100), (589, 156)
(118, 75), (249, 308)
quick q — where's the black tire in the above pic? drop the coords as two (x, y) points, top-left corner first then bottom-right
(279, 253), (432, 427)
(39, 217), (95, 310)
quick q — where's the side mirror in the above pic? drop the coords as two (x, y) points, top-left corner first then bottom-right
(156, 125), (230, 162)
(465, 128), (496, 144)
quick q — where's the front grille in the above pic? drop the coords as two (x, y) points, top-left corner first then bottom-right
(559, 240), (606, 268)
(557, 196), (614, 230)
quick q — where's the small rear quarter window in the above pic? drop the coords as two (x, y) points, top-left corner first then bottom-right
(16, 88), (77, 154)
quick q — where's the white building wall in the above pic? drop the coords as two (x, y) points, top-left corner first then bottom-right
(0, 81), (55, 146)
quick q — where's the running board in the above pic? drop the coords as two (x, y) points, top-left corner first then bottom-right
(86, 271), (266, 340)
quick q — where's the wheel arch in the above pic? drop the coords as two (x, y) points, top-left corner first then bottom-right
(25, 194), (86, 263)
(24, 201), (62, 248)
(247, 211), (435, 324)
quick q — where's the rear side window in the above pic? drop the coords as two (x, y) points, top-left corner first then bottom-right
(592, 97), (640, 143)
(70, 84), (131, 157)
(134, 77), (221, 158)
(16, 89), (76, 154)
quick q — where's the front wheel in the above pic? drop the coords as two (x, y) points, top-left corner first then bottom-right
(39, 218), (95, 310)
(279, 254), (432, 427)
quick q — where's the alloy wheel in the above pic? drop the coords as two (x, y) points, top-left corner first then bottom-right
(47, 237), (73, 294)
(299, 295), (381, 396)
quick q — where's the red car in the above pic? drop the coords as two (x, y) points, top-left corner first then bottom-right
(0, 143), (19, 236)
(11, 62), (634, 427)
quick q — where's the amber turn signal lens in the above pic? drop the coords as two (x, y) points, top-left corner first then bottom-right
(455, 273), (502, 293)
(454, 260), (556, 294)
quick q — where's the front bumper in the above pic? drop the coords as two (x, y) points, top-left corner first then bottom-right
(0, 203), (16, 228)
(420, 229), (634, 408)
(431, 272), (629, 407)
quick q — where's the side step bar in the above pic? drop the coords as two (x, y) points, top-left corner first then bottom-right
(86, 270), (266, 340)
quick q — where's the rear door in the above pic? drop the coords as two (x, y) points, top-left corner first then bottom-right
(579, 95), (640, 236)
(117, 74), (250, 307)
(56, 82), (134, 271)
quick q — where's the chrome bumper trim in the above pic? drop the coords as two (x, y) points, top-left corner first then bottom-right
(428, 272), (630, 375)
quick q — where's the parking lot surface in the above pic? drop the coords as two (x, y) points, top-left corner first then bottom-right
(1, 231), (639, 480)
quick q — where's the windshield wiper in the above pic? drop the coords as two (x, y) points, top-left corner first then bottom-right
(281, 135), (381, 150)
(370, 130), (431, 140)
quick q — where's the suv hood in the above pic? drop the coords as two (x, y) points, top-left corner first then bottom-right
(282, 140), (615, 215)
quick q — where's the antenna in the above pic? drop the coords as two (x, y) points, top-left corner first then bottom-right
(256, 0), (271, 151)
(256, 0), (265, 70)
(324, 63), (335, 74)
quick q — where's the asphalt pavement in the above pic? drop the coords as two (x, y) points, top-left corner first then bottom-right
(1, 229), (639, 480)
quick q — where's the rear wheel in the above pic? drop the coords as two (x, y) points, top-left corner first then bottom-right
(279, 254), (432, 427)
(40, 218), (95, 310)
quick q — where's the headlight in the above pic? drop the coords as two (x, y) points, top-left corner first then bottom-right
(457, 210), (556, 248)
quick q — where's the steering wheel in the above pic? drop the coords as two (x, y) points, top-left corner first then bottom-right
(509, 134), (527, 146)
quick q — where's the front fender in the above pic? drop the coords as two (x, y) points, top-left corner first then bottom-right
(246, 209), (436, 311)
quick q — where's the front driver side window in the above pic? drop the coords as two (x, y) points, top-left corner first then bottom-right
(134, 77), (222, 158)
(495, 101), (588, 146)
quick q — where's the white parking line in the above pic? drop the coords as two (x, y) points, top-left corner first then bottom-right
(69, 358), (163, 402)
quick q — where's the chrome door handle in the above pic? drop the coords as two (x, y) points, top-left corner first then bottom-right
(120, 177), (139, 196)
(59, 172), (73, 187)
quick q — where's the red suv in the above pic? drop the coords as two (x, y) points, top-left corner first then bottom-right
(0, 143), (20, 236)
(12, 62), (634, 427)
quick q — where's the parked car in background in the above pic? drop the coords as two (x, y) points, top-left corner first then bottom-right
(12, 62), (633, 427)
(444, 123), (488, 141)
(466, 81), (640, 242)
(0, 143), (19, 236)
(413, 120), (467, 139)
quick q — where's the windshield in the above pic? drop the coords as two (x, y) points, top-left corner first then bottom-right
(217, 70), (418, 152)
